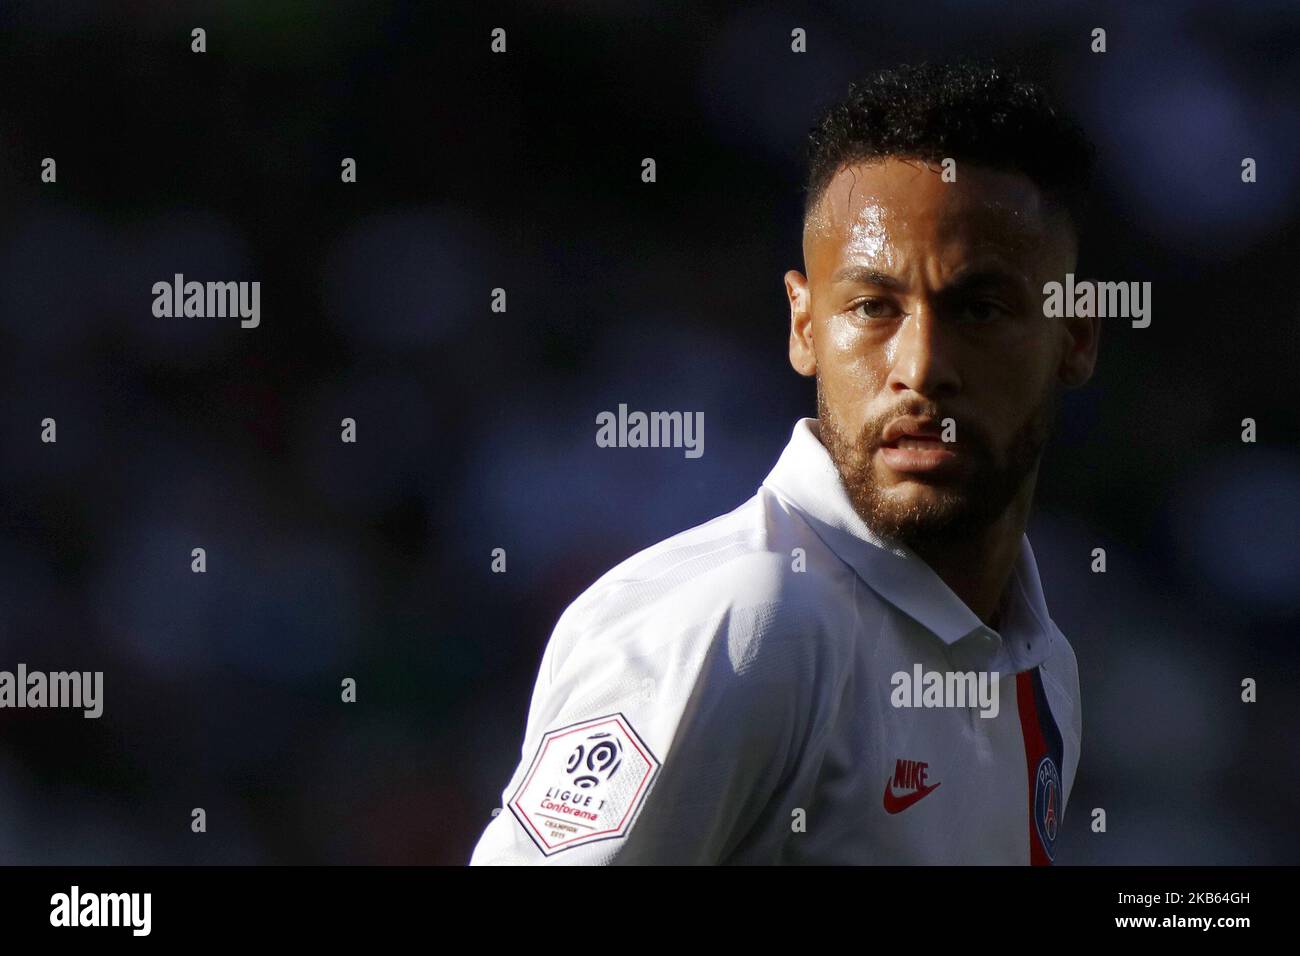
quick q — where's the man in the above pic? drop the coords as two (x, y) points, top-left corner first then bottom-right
(470, 60), (1099, 865)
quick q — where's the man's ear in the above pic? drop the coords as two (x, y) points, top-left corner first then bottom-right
(786, 270), (816, 377)
(1059, 313), (1100, 388)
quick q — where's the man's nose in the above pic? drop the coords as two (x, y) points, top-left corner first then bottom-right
(884, 306), (961, 399)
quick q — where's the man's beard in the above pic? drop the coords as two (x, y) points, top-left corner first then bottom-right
(816, 382), (1060, 550)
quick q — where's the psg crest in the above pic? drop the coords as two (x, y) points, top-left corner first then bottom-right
(1033, 755), (1061, 861)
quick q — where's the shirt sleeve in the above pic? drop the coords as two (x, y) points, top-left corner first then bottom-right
(469, 596), (809, 865)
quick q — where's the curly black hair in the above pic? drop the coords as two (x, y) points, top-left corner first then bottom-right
(803, 59), (1096, 237)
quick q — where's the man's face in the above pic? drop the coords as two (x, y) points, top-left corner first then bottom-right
(785, 157), (1098, 546)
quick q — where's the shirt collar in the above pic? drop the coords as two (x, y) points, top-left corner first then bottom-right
(761, 417), (1056, 669)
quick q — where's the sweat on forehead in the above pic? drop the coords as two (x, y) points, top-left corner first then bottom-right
(802, 158), (1064, 262)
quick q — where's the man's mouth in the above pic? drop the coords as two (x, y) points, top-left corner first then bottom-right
(878, 417), (962, 474)
(890, 436), (947, 450)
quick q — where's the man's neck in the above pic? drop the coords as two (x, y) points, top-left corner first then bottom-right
(907, 481), (1036, 628)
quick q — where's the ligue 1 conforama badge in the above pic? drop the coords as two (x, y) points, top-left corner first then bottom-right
(509, 713), (660, 856)
(1033, 755), (1061, 861)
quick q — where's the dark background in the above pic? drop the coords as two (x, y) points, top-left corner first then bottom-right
(0, 0), (1296, 864)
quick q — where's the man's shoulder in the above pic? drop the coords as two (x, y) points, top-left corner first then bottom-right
(569, 487), (850, 619)
(549, 486), (856, 679)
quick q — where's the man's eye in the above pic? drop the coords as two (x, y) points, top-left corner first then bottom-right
(960, 299), (1010, 323)
(850, 298), (899, 321)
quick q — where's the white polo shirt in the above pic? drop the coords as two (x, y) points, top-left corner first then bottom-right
(469, 417), (1081, 865)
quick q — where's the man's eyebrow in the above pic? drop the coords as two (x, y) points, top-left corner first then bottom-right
(831, 266), (905, 288)
(940, 266), (1030, 294)
(831, 263), (1031, 296)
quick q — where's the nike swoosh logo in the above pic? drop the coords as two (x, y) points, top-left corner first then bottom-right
(883, 778), (941, 814)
